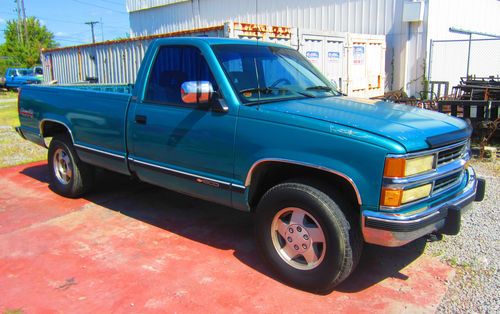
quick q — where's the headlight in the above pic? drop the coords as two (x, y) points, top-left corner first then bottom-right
(384, 155), (435, 177)
(381, 184), (432, 207)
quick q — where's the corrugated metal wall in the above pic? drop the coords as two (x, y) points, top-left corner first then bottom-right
(128, 0), (403, 37)
(126, 0), (188, 12)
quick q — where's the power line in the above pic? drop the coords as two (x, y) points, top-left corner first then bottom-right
(71, 0), (128, 15)
(0, 11), (128, 29)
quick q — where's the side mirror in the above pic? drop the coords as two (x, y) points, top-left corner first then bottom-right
(180, 81), (214, 104)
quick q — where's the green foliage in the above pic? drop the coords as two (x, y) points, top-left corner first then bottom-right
(0, 17), (58, 71)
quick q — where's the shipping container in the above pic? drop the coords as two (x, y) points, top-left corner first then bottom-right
(345, 33), (386, 98)
(297, 30), (347, 92)
(42, 26), (226, 85)
(41, 22), (385, 98)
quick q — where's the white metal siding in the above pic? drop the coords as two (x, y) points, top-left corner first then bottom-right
(126, 0), (188, 12)
(128, 0), (404, 37)
(426, 0), (500, 42)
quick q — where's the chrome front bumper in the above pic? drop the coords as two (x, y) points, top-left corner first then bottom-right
(362, 166), (485, 247)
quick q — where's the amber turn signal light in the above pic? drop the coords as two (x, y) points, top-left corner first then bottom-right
(381, 188), (403, 207)
(384, 158), (406, 177)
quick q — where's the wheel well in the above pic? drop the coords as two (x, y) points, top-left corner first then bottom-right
(247, 162), (360, 213)
(41, 121), (71, 140)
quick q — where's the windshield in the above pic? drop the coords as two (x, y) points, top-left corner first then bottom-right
(17, 69), (30, 76)
(211, 44), (340, 104)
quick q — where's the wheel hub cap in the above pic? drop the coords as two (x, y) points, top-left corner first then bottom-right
(284, 224), (311, 254)
(271, 207), (326, 270)
(53, 148), (73, 185)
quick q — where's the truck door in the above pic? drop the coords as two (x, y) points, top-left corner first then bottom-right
(12, 70), (23, 87)
(128, 45), (237, 207)
(6, 69), (15, 87)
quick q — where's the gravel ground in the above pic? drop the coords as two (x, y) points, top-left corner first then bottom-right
(0, 125), (47, 167)
(425, 160), (500, 313)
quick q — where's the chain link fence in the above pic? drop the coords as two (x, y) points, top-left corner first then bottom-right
(429, 38), (500, 94)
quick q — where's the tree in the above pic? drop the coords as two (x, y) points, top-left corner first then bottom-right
(0, 17), (58, 70)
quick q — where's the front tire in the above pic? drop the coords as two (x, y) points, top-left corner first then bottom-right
(48, 134), (94, 197)
(255, 182), (362, 292)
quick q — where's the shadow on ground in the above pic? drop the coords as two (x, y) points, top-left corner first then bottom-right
(21, 163), (428, 294)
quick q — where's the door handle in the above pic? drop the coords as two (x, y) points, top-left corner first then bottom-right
(135, 115), (147, 124)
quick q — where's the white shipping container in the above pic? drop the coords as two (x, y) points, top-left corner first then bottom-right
(298, 30), (347, 92)
(346, 33), (386, 98)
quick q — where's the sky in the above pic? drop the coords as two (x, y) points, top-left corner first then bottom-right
(0, 0), (130, 47)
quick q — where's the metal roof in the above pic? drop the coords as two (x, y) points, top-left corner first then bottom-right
(42, 25), (225, 53)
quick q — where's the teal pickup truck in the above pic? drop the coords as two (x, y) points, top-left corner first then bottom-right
(16, 38), (485, 292)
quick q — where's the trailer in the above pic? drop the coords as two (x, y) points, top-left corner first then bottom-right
(41, 22), (385, 98)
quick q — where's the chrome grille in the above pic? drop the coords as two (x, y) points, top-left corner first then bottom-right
(437, 144), (465, 165)
(432, 172), (462, 195)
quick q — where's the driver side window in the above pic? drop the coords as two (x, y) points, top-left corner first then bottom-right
(144, 46), (218, 106)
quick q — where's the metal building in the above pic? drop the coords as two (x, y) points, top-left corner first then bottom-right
(125, 0), (500, 97)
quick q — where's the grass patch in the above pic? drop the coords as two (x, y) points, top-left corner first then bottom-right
(3, 309), (24, 314)
(0, 90), (18, 99)
(0, 97), (46, 168)
(0, 99), (20, 126)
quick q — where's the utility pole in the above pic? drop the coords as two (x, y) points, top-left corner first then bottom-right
(100, 17), (104, 42)
(85, 21), (99, 44)
(15, 0), (22, 43)
(20, 0), (28, 44)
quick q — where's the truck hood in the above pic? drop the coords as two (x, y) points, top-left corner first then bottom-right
(259, 97), (469, 152)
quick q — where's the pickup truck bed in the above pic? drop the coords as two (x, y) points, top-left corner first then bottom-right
(19, 84), (133, 174)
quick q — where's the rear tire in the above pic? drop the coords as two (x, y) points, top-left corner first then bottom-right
(255, 181), (362, 293)
(48, 134), (94, 197)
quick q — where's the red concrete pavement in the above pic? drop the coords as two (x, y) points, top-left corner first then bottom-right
(0, 162), (454, 313)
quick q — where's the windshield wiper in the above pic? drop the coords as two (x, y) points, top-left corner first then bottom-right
(240, 87), (315, 98)
(305, 85), (333, 91)
(239, 87), (289, 94)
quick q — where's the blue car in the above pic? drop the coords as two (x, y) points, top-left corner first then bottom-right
(4, 68), (42, 90)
